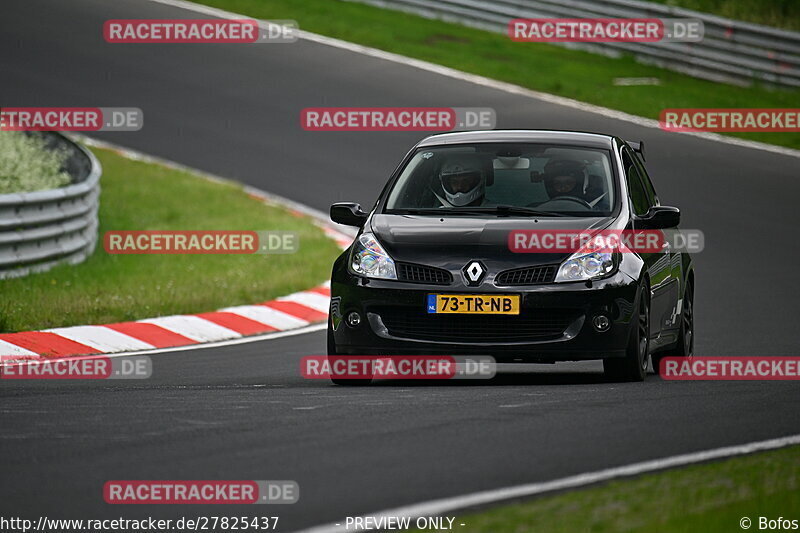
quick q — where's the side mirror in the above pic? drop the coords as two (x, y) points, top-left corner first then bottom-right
(628, 140), (646, 162)
(636, 206), (680, 229)
(330, 202), (368, 228)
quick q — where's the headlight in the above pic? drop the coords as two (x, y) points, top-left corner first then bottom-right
(349, 233), (397, 280)
(555, 250), (616, 282)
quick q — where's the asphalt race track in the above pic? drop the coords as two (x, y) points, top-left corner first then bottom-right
(2, 0), (800, 530)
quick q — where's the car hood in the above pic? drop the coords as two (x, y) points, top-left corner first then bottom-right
(370, 214), (615, 271)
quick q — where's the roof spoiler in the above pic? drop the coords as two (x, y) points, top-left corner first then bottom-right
(628, 140), (645, 161)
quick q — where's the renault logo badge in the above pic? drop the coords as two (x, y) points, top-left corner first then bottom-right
(462, 260), (487, 286)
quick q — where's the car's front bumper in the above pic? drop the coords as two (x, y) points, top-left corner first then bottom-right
(330, 261), (640, 362)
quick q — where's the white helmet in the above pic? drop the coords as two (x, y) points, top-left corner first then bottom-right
(439, 158), (485, 207)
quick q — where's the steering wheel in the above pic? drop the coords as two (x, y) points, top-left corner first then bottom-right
(532, 196), (594, 210)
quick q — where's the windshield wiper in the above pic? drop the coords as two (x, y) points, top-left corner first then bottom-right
(393, 206), (569, 217)
(393, 208), (485, 216)
(489, 205), (569, 217)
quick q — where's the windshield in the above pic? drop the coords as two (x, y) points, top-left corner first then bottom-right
(384, 143), (616, 216)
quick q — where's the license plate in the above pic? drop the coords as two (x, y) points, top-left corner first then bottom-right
(427, 294), (520, 315)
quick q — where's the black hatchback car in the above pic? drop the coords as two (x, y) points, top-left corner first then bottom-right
(328, 130), (694, 383)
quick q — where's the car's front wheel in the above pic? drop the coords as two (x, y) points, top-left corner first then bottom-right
(604, 282), (649, 382)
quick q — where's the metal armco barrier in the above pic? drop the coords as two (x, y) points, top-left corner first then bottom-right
(351, 0), (800, 88)
(0, 133), (101, 279)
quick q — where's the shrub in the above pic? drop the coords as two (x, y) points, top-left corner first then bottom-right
(0, 132), (71, 194)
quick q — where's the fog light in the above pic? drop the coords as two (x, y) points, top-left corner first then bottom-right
(346, 311), (361, 328)
(592, 315), (610, 332)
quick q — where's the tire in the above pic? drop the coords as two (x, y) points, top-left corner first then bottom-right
(604, 281), (650, 382)
(652, 279), (694, 375)
(327, 318), (372, 386)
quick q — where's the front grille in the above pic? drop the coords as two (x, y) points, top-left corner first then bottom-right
(495, 265), (556, 286)
(375, 307), (575, 342)
(397, 262), (452, 285)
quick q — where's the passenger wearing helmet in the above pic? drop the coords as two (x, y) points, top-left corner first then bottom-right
(437, 157), (487, 207)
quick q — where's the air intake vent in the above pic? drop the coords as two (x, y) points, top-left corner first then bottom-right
(396, 262), (452, 285)
(495, 265), (555, 286)
(376, 307), (575, 342)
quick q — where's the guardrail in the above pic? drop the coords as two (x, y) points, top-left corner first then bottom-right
(0, 132), (101, 279)
(351, 0), (800, 88)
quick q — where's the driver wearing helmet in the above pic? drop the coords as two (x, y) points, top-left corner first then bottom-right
(437, 157), (488, 207)
(542, 159), (587, 201)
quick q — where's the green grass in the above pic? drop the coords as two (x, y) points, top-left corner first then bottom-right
(647, 0), (800, 31)
(195, 0), (799, 150)
(445, 445), (800, 533)
(0, 146), (341, 332)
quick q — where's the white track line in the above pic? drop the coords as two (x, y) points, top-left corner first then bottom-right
(144, 0), (800, 160)
(295, 433), (800, 533)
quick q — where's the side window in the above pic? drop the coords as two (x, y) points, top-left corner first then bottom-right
(622, 149), (649, 216)
(632, 152), (658, 207)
